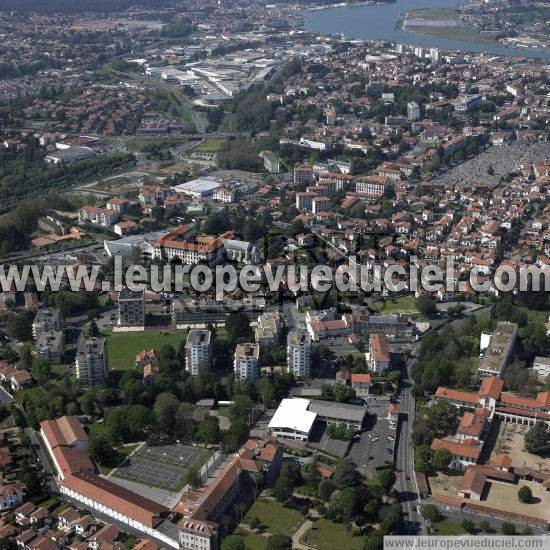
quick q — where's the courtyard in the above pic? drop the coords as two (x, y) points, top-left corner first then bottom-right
(490, 422), (550, 472)
(429, 473), (550, 522)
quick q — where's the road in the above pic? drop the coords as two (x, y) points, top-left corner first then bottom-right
(395, 355), (425, 534)
(0, 386), (14, 406)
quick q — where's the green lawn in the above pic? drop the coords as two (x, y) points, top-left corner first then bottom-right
(233, 529), (268, 550)
(304, 518), (365, 550)
(127, 137), (187, 152)
(103, 330), (187, 371)
(408, 7), (457, 20)
(294, 483), (318, 497)
(431, 518), (467, 535)
(218, 406), (231, 418)
(382, 295), (420, 315)
(244, 498), (304, 535)
(191, 137), (228, 153)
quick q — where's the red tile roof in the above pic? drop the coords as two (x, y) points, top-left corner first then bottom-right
(459, 468), (486, 495)
(431, 438), (480, 460)
(351, 373), (371, 384)
(435, 387), (479, 404)
(62, 472), (168, 528)
(479, 376), (504, 399)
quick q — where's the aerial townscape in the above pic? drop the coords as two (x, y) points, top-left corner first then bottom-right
(0, 0), (549, 549)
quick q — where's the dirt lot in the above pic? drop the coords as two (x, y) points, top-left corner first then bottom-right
(479, 479), (550, 520)
(490, 422), (550, 471)
(429, 473), (550, 521)
(429, 472), (463, 496)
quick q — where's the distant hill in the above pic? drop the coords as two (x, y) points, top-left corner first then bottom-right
(0, 0), (175, 13)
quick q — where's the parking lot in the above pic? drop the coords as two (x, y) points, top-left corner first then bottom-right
(112, 443), (207, 491)
(349, 398), (397, 475)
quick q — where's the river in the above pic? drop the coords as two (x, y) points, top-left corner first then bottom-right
(302, 0), (550, 60)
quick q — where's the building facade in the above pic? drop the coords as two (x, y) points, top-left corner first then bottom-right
(185, 330), (212, 375)
(75, 337), (108, 386)
(287, 330), (311, 378)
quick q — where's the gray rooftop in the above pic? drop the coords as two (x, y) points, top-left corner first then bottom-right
(309, 399), (367, 423)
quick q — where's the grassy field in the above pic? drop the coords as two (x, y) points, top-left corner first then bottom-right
(405, 7), (495, 43)
(126, 137), (187, 152)
(382, 295), (420, 315)
(407, 25), (495, 43)
(233, 529), (268, 550)
(430, 518), (467, 535)
(191, 137), (228, 153)
(244, 498), (304, 535)
(304, 518), (365, 550)
(407, 8), (457, 20)
(103, 330), (187, 371)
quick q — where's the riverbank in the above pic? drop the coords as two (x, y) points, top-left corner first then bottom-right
(301, 0), (550, 59)
(303, 0), (393, 12)
(402, 7), (496, 44)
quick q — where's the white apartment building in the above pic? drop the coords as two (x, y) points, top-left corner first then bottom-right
(407, 101), (420, 121)
(296, 192), (315, 211)
(287, 330), (311, 378)
(33, 308), (63, 338)
(312, 196), (331, 214)
(185, 329), (212, 375)
(234, 343), (260, 380)
(355, 175), (388, 198)
(75, 337), (108, 386)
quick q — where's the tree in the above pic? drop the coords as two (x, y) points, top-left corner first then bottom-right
(501, 522), (515, 535)
(379, 503), (401, 535)
(30, 357), (51, 384)
(87, 319), (99, 338)
(88, 435), (115, 466)
(333, 458), (360, 489)
(248, 516), (260, 530)
(415, 295), (436, 316)
(421, 504), (442, 522)
(301, 463), (320, 488)
(257, 377), (276, 408)
(126, 405), (154, 439)
(524, 422), (550, 456)
(265, 534), (292, 550)
(225, 312), (253, 342)
(363, 533), (384, 550)
(154, 392), (180, 433)
(332, 383), (356, 403)
(432, 448), (452, 471)
(80, 391), (96, 416)
(221, 536), (245, 550)
(318, 478), (336, 501)
(376, 468), (396, 494)
(273, 474), (293, 502)
(479, 520), (491, 532)
(7, 312), (34, 341)
(332, 486), (359, 522)
(186, 466), (202, 489)
(20, 467), (42, 497)
(517, 485), (532, 503)
(414, 444), (433, 473)
(197, 415), (221, 445)
(461, 519), (476, 533)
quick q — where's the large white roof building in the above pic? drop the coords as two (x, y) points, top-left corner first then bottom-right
(268, 398), (317, 441)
